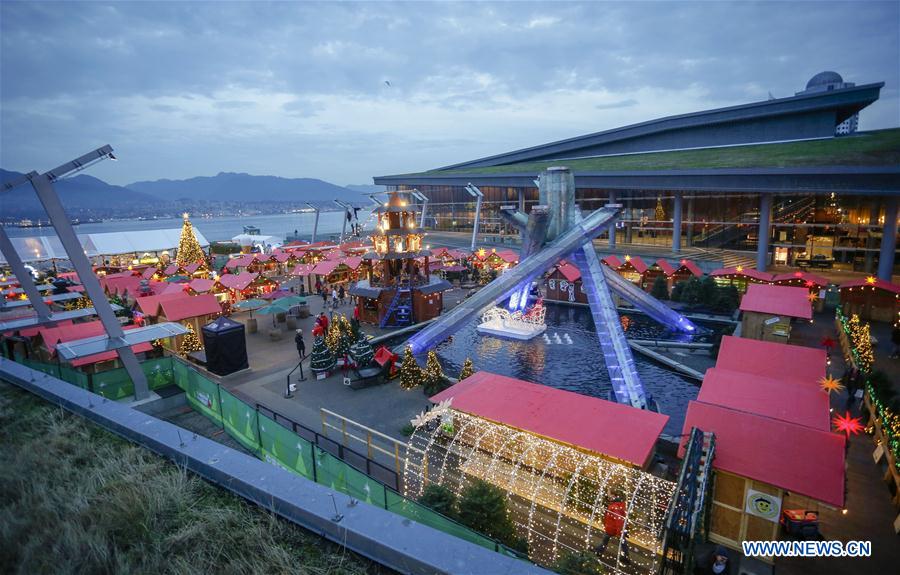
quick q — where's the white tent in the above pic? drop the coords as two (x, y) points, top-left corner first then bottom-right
(231, 233), (277, 247)
(0, 228), (210, 264)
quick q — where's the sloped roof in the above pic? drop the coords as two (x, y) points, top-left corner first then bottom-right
(188, 278), (216, 293)
(839, 277), (900, 294)
(680, 401), (844, 507)
(710, 267), (774, 282)
(716, 335), (825, 387)
(217, 271), (258, 290)
(654, 259), (676, 276)
(552, 261), (582, 282)
(602, 255), (623, 269)
(290, 264), (317, 277)
(312, 260), (341, 276)
(431, 371), (668, 468)
(134, 291), (191, 317)
(675, 259), (703, 276)
(35, 321), (152, 360)
(698, 367), (830, 430)
(158, 294), (222, 322)
(621, 256), (648, 274)
(772, 271), (831, 288)
(739, 284), (812, 319)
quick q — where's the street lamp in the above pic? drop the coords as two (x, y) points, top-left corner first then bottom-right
(464, 183), (484, 252)
(304, 202), (320, 243)
(410, 189), (428, 229)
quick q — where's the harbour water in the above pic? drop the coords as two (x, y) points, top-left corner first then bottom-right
(4, 210), (374, 244)
(431, 302), (702, 436)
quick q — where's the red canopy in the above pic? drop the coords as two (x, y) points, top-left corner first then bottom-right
(839, 277), (900, 294)
(739, 284), (812, 319)
(431, 371), (668, 468)
(698, 368), (830, 430)
(554, 261), (581, 282)
(655, 259), (676, 276)
(134, 291), (191, 317)
(710, 267), (774, 282)
(622, 256), (648, 274)
(218, 271), (258, 291)
(772, 271), (830, 288)
(680, 401), (845, 507)
(602, 255), (623, 269)
(36, 321), (152, 361)
(675, 259), (703, 277)
(716, 336), (825, 387)
(159, 294), (221, 322)
(188, 278), (216, 293)
(312, 260), (341, 276)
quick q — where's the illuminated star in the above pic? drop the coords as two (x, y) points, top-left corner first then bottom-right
(805, 280), (815, 288)
(477, 248), (486, 259)
(624, 254), (631, 262)
(735, 265), (744, 273)
(832, 412), (863, 437)
(865, 276), (877, 285)
(807, 292), (819, 303)
(819, 375), (844, 394)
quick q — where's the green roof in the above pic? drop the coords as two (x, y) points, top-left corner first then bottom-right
(414, 128), (900, 176)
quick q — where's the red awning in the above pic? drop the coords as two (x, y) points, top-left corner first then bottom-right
(680, 401), (845, 507)
(698, 368), (830, 430)
(772, 271), (830, 288)
(290, 264), (316, 277)
(217, 271), (258, 291)
(141, 267), (157, 280)
(430, 371), (668, 467)
(188, 278), (216, 293)
(312, 260), (340, 276)
(710, 267), (774, 282)
(675, 259), (703, 277)
(36, 321), (151, 359)
(554, 262), (581, 282)
(602, 255), (623, 269)
(623, 256), (648, 274)
(134, 291), (191, 317)
(716, 336), (825, 387)
(739, 284), (812, 319)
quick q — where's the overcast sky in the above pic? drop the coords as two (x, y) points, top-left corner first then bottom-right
(2, 1), (898, 186)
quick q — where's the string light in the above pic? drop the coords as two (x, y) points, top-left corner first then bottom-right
(404, 411), (675, 569)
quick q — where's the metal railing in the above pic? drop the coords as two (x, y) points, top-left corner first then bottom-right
(320, 407), (406, 477)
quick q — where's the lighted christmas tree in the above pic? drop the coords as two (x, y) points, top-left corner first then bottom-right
(349, 333), (375, 368)
(310, 334), (336, 375)
(399, 346), (423, 390)
(337, 315), (354, 358)
(179, 323), (204, 355)
(458, 357), (475, 381)
(655, 197), (666, 221)
(326, 314), (343, 354)
(423, 350), (448, 395)
(176, 213), (206, 266)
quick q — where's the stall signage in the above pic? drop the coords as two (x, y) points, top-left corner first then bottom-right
(764, 316), (781, 326)
(745, 489), (782, 522)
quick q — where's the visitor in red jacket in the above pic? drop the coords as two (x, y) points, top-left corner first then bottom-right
(593, 494), (631, 564)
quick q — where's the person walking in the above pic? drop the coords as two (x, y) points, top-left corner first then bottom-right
(694, 545), (731, 575)
(321, 284), (328, 306)
(331, 286), (339, 309)
(294, 329), (306, 359)
(593, 492), (631, 565)
(338, 285), (346, 307)
(318, 312), (329, 332)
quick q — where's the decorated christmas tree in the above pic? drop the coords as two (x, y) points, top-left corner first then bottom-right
(348, 320), (374, 367)
(423, 350), (448, 395)
(176, 213), (206, 266)
(337, 315), (354, 358)
(326, 314), (343, 354)
(399, 346), (423, 390)
(458, 358), (475, 381)
(310, 334), (336, 375)
(179, 323), (204, 355)
(655, 197), (666, 222)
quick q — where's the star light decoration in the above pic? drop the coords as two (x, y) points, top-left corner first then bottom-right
(410, 398), (453, 428)
(832, 411), (863, 437)
(865, 276), (877, 285)
(735, 265), (744, 273)
(819, 375), (844, 395)
(807, 292), (819, 303)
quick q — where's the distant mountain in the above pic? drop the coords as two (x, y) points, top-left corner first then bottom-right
(128, 172), (363, 205)
(0, 169), (158, 217)
(344, 184), (386, 195)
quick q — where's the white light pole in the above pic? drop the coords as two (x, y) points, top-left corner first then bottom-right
(304, 202), (320, 243)
(464, 183), (484, 253)
(410, 190), (428, 229)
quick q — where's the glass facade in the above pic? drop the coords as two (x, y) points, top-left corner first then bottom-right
(393, 184), (898, 272)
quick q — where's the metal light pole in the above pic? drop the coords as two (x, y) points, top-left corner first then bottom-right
(0, 227), (52, 321)
(304, 202), (321, 243)
(334, 200), (351, 243)
(2, 146), (150, 399)
(464, 183), (484, 253)
(410, 190), (428, 228)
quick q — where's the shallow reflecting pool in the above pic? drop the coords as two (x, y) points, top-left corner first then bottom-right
(429, 303), (705, 436)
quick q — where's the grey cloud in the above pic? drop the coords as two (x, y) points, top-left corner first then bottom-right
(595, 99), (639, 110)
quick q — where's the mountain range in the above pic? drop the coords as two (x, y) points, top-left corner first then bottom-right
(0, 170), (383, 218)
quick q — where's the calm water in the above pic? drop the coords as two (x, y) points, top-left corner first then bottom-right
(5, 210), (375, 243)
(430, 303), (701, 436)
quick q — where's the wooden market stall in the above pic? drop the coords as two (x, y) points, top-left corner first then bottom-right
(838, 277), (900, 323)
(715, 335), (826, 387)
(602, 255), (648, 284)
(671, 259), (703, 288)
(739, 284), (812, 343)
(710, 266), (775, 294)
(642, 259), (675, 292)
(545, 260), (587, 304)
(773, 271), (831, 313)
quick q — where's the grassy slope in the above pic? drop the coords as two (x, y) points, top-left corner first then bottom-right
(0, 381), (386, 575)
(415, 128), (900, 176)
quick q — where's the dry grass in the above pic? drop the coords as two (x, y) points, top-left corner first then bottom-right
(0, 381), (388, 575)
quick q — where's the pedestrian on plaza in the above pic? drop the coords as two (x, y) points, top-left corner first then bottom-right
(694, 545), (731, 575)
(891, 324), (900, 359)
(593, 492), (631, 565)
(294, 329), (306, 359)
(845, 366), (859, 408)
(353, 304), (360, 321)
(321, 285), (328, 305)
(331, 286), (339, 308)
(338, 285), (345, 306)
(315, 278), (322, 293)
(318, 312), (329, 332)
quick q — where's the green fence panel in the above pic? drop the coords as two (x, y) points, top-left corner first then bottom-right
(142, 356), (175, 390)
(384, 489), (496, 550)
(59, 365), (89, 389)
(172, 359), (190, 391)
(20, 358), (60, 378)
(258, 414), (314, 480)
(344, 460), (387, 506)
(220, 387), (260, 454)
(91, 367), (134, 400)
(184, 369), (223, 425)
(314, 446), (349, 493)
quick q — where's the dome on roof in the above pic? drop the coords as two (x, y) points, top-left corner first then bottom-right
(806, 71), (844, 89)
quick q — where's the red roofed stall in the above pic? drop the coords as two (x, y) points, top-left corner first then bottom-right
(33, 320), (153, 372)
(773, 271), (831, 312)
(157, 293), (222, 347)
(431, 371), (668, 469)
(546, 260), (586, 304)
(715, 335), (825, 388)
(680, 400), (845, 553)
(710, 266), (774, 294)
(739, 284), (812, 343)
(838, 277), (899, 323)
(641, 258), (675, 293)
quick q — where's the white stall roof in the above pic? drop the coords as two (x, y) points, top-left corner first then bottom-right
(0, 228), (210, 263)
(232, 233), (277, 246)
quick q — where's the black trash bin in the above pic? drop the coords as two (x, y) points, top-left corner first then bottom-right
(201, 316), (249, 376)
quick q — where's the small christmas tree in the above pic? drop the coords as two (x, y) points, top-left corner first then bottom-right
(326, 314), (342, 354)
(176, 213), (206, 266)
(458, 358), (475, 381)
(337, 315), (354, 358)
(423, 350), (447, 395)
(650, 275), (669, 300)
(399, 346), (423, 390)
(349, 333), (375, 368)
(655, 196), (666, 222)
(310, 334), (336, 375)
(179, 323), (204, 355)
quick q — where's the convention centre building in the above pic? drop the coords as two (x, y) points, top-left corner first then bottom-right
(374, 72), (899, 280)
